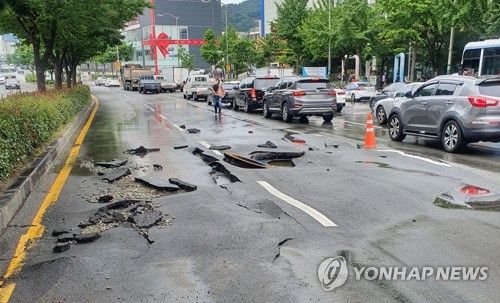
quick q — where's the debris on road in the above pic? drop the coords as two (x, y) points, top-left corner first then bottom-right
(174, 144), (188, 149)
(325, 143), (339, 148)
(179, 125), (186, 129)
(192, 147), (218, 163)
(434, 185), (500, 211)
(210, 162), (241, 183)
(168, 178), (197, 191)
(153, 164), (163, 170)
(284, 133), (305, 144)
(95, 159), (128, 168)
(102, 168), (131, 183)
(257, 141), (277, 148)
(135, 177), (180, 191)
(187, 128), (201, 133)
(210, 145), (231, 150)
(98, 195), (113, 203)
(224, 152), (267, 169)
(249, 151), (305, 162)
(123, 146), (160, 155)
(53, 242), (70, 253)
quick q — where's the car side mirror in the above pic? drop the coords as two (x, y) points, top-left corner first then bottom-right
(388, 93), (395, 98)
(404, 91), (413, 98)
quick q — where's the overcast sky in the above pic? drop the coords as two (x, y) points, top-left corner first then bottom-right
(222, 0), (246, 4)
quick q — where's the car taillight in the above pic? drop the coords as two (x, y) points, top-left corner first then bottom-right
(292, 91), (306, 96)
(468, 96), (499, 107)
(250, 88), (256, 98)
(338, 91), (345, 95)
(328, 90), (336, 95)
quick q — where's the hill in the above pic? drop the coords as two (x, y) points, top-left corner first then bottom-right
(226, 0), (260, 33)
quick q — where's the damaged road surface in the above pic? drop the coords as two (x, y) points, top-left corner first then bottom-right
(2, 86), (500, 303)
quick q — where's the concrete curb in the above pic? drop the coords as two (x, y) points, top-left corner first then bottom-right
(0, 97), (96, 236)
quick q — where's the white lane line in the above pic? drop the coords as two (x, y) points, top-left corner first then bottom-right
(376, 149), (452, 167)
(257, 181), (337, 227)
(198, 141), (222, 156)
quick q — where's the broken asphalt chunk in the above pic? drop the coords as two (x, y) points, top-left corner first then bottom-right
(123, 146), (160, 155)
(174, 144), (188, 150)
(249, 151), (305, 161)
(179, 125), (186, 129)
(135, 177), (180, 191)
(187, 128), (201, 133)
(169, 178), (197, 191)
(210, 145), (231, 151)
(102, 168), (131, 183)
(74, 233), (101, 243)
(224, 152), (267, 169)
(210, 162), (241, 183)
(53, 242), (70, 253)
(57, 233), (75, 243)
(257, 141), (277, 148)
(95, 159), (128, 168)
(52, 229), (70, 237)
(131, 210), (163, 228)
(98, 195), (113, 203)
(192, 147), (219, 164)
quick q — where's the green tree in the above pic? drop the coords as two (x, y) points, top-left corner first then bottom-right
(6, 42), (35, 71)
(177, 45), (195, 70)
(274, 0), (310, 72)
(200, 29), (222, 70)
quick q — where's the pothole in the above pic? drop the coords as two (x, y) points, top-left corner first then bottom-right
(192, 148), (241, 184)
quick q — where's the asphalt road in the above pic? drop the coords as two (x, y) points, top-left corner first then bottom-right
(0, 85), (499, 302)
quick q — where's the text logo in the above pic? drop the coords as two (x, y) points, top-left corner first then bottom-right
(317, 256), (348, 291)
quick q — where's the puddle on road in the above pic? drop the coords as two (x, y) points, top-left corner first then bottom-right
(267, 160), (295, 167)
(434, 185), (500, 211)
(355, 161), (390, 168)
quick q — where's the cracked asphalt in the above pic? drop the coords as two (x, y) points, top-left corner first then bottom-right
(0, 84), (499, 302)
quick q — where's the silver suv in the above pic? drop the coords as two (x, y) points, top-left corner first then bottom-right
(388, 75), (500, 153)
(262, 76), (337, 122)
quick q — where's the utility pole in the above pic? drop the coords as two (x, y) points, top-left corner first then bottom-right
(446, 0), (457, 75)
(328, 0), (331, 80)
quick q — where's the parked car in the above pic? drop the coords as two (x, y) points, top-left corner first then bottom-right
(233, 76), (280, 112)
(388, 75), (500, 153)
(138, 74), (161, 94)
(331, 83), (346, 112)
(372, 82), (424, 124)
(183, 74), (211, 101)
(369, 82), (407, 109)
(0, 74), (5, 85)
(5, 78), (20, 89)
(95, 77), (107, 86)
(105, 78), (120, 87)
(207, 81), (240, 106)
(343, 81), (378, 102)
(262, 76), (337, 122)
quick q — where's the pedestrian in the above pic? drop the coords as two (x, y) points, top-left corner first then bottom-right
(210, 75), (224, 116)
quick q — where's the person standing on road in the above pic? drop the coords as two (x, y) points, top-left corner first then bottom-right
(210, 75), (224, 116)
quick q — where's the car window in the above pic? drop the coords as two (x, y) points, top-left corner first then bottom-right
(414, 83), (437, 97)
(357, 82), (374, 88)
(297, 79), (331, 90)
(278, 80), (289, 89)
(478, 79), (500, 97)
(254, 78), (280, 90)
(194, 76), (208, 82)
(435, 83), (460, 96)
(222, 83), (236, 89)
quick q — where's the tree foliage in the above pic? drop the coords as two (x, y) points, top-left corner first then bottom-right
(177, 45), (195, 70)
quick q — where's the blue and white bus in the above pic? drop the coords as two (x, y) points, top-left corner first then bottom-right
(461, 39), (500, 76)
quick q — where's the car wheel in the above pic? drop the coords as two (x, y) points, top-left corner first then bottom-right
(336, 106), (343, 113)
(369, 98), (376, 110)
(351, 93), (356, 102)
(183, 92), (187, 99)
(388, 114), (406, 141)
(442, 120), (465, 153)
(282, 103), (292, 122)
(376, 106), (387, 124)
(263, 101), (272, 118)
(232, 99), (239, 110)
(207, 97), (212, 105)
(323, 114), (334, 123)
(244, 99), (252, 113)
(193, 93), (198, 101)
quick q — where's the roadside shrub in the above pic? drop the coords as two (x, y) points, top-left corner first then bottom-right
(25, 74), (36, 83)
(0, 86), (91, 183)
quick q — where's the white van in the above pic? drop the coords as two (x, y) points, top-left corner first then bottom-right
(182, 74), (211, 101)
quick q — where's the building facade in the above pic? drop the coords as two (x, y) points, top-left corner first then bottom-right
(0, 34), (18, 64)
(122, 0), (222, 72)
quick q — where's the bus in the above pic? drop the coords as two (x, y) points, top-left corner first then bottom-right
(0, 64), (16, 78)
(461, 39), (500, 76)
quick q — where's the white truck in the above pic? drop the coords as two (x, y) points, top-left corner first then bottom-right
(161, 67), (189, 92)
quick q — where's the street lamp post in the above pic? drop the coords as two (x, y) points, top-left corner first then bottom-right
(156, 12), (180, 67)
(139, 14), (146, 67)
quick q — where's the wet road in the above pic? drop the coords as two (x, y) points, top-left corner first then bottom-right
(0, 85), (499, 302)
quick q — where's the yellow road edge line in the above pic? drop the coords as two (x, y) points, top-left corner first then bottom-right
(0, 96), (99, 303)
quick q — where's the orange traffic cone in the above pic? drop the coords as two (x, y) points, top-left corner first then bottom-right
(364, 112), (377, 149)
